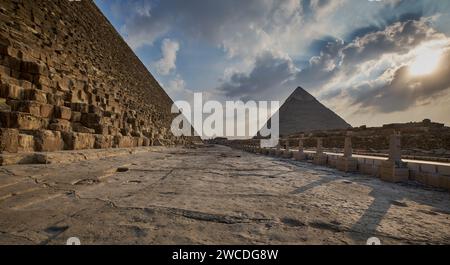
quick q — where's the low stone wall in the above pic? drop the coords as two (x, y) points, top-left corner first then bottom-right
(239, 146), (450, 192)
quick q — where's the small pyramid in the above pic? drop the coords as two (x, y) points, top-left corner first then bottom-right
(260, 87), (351, 137)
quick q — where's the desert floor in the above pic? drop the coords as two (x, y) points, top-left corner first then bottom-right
(1, 145), (449, 245)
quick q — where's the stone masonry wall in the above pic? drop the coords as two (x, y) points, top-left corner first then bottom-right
(0, 0), (186, 153)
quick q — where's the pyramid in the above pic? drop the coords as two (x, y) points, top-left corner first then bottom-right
(0, 0), (193, 153)
(260, 87), (351, 137)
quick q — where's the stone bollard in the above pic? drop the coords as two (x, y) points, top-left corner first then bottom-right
(274, 141), (282, 157)
(283, 140), (293, 158)
(379, 132), (409, 183)
(336, 132), (358, 172)
(269, 142), (278, 156)
(344, 134), (352, 158)
(313, 138), (327, 165)
(294, 136), (306, 161)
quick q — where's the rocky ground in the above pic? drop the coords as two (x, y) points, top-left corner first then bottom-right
(0, 145), (449, 245)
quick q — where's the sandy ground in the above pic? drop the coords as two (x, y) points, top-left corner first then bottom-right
(0, 145), (449, 245)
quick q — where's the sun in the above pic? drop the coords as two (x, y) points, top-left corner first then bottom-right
(409, 47), (442, 76)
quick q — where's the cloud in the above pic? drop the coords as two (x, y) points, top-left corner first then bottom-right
(351, 47), (450, 112)
(217, 16), (450, 119)
(110, 0), (344, 58)
(218, 51), (298, 101)
(154, 39), (180, 75)
(98, 0), (450, 127)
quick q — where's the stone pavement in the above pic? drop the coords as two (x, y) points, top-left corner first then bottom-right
(0, 145), (449, 245)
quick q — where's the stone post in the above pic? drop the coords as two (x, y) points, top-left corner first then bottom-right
(388, 132), (402, 164)
(294, 135), (306, 161)
(316, 138), (323, 154)
(380, 132), (409, 183)
(337, 132), (357, 172)
(283, 139), (293, 158)
(298, 138), (304, 153)
(313, 137), (327, 165)
(275, 140), (283, 157)
(343, 133), (352, 158)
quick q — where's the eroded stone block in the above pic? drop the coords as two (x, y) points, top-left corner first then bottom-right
(48, 119), (72, 132)
(34, 130), (64, 152)
(55, 106), (71, 120)
(0, 128), (18, 153)
(18, 133), (34, 152)
(94, 135), (113, 149)
(62, 132), (95, 150)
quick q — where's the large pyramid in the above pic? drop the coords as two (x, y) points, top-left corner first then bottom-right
(261, 87), (351, 137)
(0, 0), (191, 153)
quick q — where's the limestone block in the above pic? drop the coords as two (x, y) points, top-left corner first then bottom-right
(71, 111), (82, 122)
(425, 174), (441, 188)
(57, 77), (72, 92)
(21, 61), (48, 75)
(437, 165), (450, 176)
(293, 151), (306, 161)
(34, 75), (52, 88)
(94, 135), (113, 149)
(360, 163), (375, 176)
(0, 83), (23, 99)
(328, 156), (338, 168)
(142, 137), (150, 146)
(282, 150), (293, 158)
(420, 164), (438, 174)
(81, 112), (101, 125)
(379, 161), (409, 183)
(0, 98), (9, 112)
(34, 130), (64, 152)
(1, 111), (46, 130)
(55, 106), (72, 120)
(89, 105), (103, 115)
(0, 128), (18, 153)
(62, 132), (95, 150)
(136, 137), (144, 147)
(72, 123), (95, 134)
(114, 135), (135, 148)
(108, 126), (121, 136)
(440, 176), (450, 191)
(0, 65), (11, 77)
(336, 157), (358, 172)
(39, 104), (54, 118)
(18, 134), (34, 152)
(313, 154), (328, 165)
(46, 94), (64, 106)
(8, 100), (41, 116)
(415, 172), (427, 185)
(24, 89), (47, 103)
(93, 124), (109, 135)
(48, 119), (72, 132)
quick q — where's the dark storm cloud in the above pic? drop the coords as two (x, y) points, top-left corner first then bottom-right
(218, 51), (297, 101)
(342, 19), (433, 65)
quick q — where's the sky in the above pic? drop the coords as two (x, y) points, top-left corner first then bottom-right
(94, 0), (450, 128)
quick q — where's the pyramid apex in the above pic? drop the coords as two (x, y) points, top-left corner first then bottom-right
(289, 86), (315, 101)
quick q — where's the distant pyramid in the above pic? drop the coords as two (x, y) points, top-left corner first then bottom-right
(259, 87), (351, 137)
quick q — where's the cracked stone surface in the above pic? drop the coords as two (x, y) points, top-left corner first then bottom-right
(0, 145), (449, 245)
